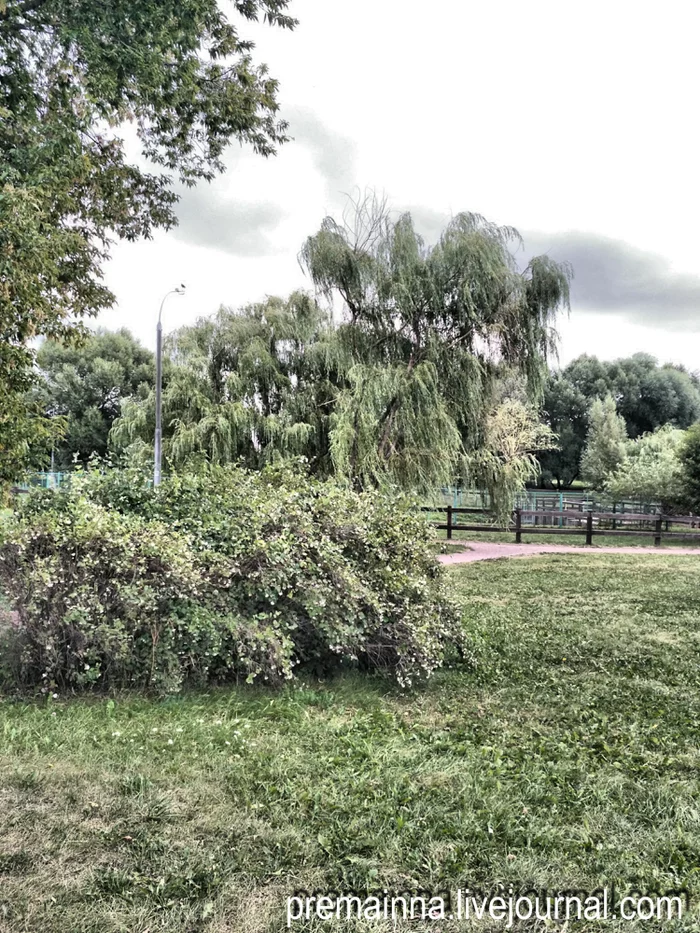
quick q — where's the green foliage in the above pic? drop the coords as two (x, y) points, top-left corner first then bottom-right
(470, 399), (557, 525)
(0, 497), (223, 692)
(605, 425), (686, 510)
(300, 197), (570, 492)
(678, 422), (700, 513)
(112, 196), (569, 512)
(537, 373), (589, 488)
(561, 353), (700, 438)
(0, 394), (65, 487)
(0, 0), (295, 479)
(0, 466), (460, 692)
(537, 355), (700, 489)
(580, 395), (628, 489)
(30, 328), (154, 469)
(112, 292), (336, 475)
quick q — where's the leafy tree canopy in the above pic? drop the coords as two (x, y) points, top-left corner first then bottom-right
(562, 353), (700, 438)
(537, 354), (700, 488)
(537, 374), (589, 489)
(111, 291), (336, 473)
(605, 424), (686, 510)
(678, 423), (700, 514)
(112, 199), (571, 505)
(299, 194), (571, 492)
(0, 0), (295, 479)
(31, 328), (154, 469)
(580, 395), (628, 490)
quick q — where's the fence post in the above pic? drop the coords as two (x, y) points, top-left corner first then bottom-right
(515, 507), (522, 544)
(654, 516), (662, 547)
(446, 505), (453, 540)
(586, 510), (593, 546)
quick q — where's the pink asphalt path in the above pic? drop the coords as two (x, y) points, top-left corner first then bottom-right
(438, 540), (700, 565)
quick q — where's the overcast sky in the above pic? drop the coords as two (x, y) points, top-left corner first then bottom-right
(98, 0), (700, 372)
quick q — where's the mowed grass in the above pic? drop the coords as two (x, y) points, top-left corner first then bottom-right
(2, 555), (700, 931)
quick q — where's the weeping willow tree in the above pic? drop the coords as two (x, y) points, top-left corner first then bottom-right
(111, 291), (340, 473)
(299, 192), (571, 496)
(112, 196), (570, 511)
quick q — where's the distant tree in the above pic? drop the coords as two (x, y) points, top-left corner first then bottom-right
(606, 425), (686, 510)
(678, 423), (700, 513)
(537, 373), (589, 488)
(563, 354), (700, 437)
(0, 0), (295, 479)
(33, 329), (154, 468)
(580, 395), (628, 489)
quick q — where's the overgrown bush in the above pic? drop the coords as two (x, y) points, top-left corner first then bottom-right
(0, 465), (462, 692)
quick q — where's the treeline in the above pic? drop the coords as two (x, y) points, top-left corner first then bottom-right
(23, 203), (700, 515)
(539, 354), (700, 489)
(537, 354), (700, 511)
(23, 203), (573, 524)
(28, 325), (700, 515)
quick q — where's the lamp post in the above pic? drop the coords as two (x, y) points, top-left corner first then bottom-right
(154, 284), (186, 487)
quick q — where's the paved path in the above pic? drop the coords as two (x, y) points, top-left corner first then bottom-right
(438, 540), (700, 565)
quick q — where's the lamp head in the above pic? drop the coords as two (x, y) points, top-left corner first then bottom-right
(175, 284), (186, 295)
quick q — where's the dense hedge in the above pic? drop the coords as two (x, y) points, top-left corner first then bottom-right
(0, 466), (462, 692)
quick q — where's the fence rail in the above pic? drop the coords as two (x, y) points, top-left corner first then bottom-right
(423, 506), (700, 547)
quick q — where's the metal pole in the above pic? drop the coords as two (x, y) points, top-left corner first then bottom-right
(154, 316), (163, 487)
(154, 285), (185, 488)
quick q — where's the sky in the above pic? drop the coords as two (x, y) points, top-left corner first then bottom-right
(98, 0), (700, 372)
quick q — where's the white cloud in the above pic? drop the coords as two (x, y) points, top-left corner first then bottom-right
(98, 0), (700, 370)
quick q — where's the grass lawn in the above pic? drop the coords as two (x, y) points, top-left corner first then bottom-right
(2, 554), (700, 930)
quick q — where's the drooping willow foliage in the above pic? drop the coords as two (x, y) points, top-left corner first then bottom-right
(111, 291), (340, 474)
(111, 197), (571, 507)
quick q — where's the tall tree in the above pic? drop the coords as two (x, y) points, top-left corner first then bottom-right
(580, 395), (628, 489)
(112, 199), (571, 503)
(300, 195), (571, 492)
(0, 0), (295, 479)
(537, 373), (590, 489)
(31, 329), (154, 468)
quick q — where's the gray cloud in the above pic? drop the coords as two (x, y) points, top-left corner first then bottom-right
(396, 215), (700, 331)
(284, 105), (358, 200)
(172, 195), (286, 257)
(520, 231), (700, 330)
(170, 108), (357, 255)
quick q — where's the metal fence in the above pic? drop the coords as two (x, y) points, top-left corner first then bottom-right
(436, 486), (662, 518)
(13, 472), (68, 491)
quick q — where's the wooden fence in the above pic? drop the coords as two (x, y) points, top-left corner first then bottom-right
(422, 506), (700, 547)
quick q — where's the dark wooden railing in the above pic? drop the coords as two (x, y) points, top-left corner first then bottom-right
(422, 506), (700, 547)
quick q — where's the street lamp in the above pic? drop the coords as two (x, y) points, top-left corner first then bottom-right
(154, 284), (186, 486)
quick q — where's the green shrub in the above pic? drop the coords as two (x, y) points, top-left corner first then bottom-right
(0, 466), (461, 692)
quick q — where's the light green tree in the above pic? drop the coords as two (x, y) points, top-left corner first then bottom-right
(580, 395), (628, 489)
(605, 424), (685, 509)
(678, 423), (700, 513)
